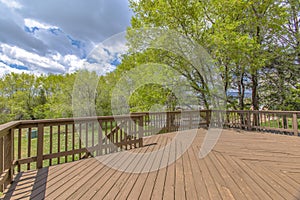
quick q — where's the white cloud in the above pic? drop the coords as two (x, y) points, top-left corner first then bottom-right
(63, 54), (84, 73)
(77, 62), (114, 75)
(0, 62), (28, 77)
(89, 45), (113, 63)
(50, 53), (62, 61)
(24, 18), (58, 30)
(0, 54), (24, 66)
(0, 0), (22, 9)
(0, 29), (129, 76)
(0, 43), (118, 76)
(0, 44), (65, 74)
(86, 42), (127, 74)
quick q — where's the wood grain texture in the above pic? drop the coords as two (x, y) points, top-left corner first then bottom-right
(2, 129), (300, 200)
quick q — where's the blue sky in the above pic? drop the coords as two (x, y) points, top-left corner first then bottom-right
(0, 0), (132, 76)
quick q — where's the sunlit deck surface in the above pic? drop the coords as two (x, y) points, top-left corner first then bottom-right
(3, 129), (300, 200)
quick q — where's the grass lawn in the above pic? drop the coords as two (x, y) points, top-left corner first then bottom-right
(260, 118), (300, 129)
(14, 127), (82, 171)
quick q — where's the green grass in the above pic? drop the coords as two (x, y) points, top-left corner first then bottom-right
(14, 127), (82, 171)
(260, 118), (300, 129)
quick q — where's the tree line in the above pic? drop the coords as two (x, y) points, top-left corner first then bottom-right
(0, 65), (181, 123)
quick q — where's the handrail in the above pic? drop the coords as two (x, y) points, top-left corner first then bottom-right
(214, 110), (300, 114)
(0, 121), (20, 138)
(18, 114), (146, 124)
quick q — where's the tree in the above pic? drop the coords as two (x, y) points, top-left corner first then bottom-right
(128, 0), (297, 111)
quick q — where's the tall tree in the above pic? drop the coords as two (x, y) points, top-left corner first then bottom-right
(128, 0), (296, 110)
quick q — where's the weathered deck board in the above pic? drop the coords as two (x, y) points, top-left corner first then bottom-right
(3, 129), (300, 200)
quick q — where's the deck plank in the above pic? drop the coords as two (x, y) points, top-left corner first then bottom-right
(3, 129), (300, 200)
(95, 135), (160, 199)
(174, 141), (186, 200)
(250, 161), (299, 200)
(126, 136), (168, 200)
(232, 156), (285, 200)
(212, 152), (261, 200)
(150, 136), (172, 200)
(127, 137), (163, 194)
(194, 146), (222, 200)
(110, 137), (159, 200)
(218, 152), (272, 200)
(162, 139), (176, 200)
(138, 136), (170, 199)
(182, 143), (198, 200)
(188, 146), (210, 200)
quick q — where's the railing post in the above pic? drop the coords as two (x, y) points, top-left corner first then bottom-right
(3, 129), (13, 188)
(0, 137), (3, 192)
(283, 114), (288, 129)
(292, 113), (298, 136)
(225, 111), (230, 128)
(37, 123), (44, 169)
(166, 112), (170, 132)
(206, 110), (211, 128)
(247, 111), (252, 130)
(138, 116), (144, 147)
(189, 112), (192, 130)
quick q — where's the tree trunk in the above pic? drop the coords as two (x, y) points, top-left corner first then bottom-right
(251, 71), (259, 127)
(238, 70), (245, 110)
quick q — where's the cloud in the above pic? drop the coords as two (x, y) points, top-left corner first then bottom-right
(0, 44), (65, 74)
(0, 54), (25, 66)
(68, 41), (128, 75)
(86, 34), (128, 75)
(18, 0), (133, 42)
(0, 0), (132, 57)
(0, 41), (126, 76)
(24, 18), (58, 30)
(0, 61), (28, 77)
(0, 18), (48, 54)
(0, 0), (132, 76)
(0, 0), (22, 9)
(23, 19), (88, 58)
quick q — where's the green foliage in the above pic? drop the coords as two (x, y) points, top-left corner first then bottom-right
(0, 72), (77, 123)
(282, 84), (300, 110)
(127, 0), (300, 111)
(129, 83), (177, 112)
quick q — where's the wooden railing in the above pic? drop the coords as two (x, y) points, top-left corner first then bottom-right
(0, 114), (145, 193)
(136, 110), (210, 136)
(0, 109), (299, 193)
(0, 121), (20, 193)
(214, 110), (300, 136)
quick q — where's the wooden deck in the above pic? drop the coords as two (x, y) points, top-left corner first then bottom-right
(3, 129), (300, 200)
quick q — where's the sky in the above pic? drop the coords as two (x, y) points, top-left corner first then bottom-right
(0, 0), (133, 76)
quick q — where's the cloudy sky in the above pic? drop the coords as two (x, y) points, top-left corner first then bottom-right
(0, 0), (133, 76)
